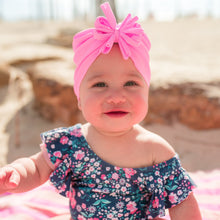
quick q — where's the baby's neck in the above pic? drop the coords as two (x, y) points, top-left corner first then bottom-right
(81, 123), (154, 168)
(82, 123), (136, 140)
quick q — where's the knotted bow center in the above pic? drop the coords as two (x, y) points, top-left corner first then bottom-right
(114, 25), (120, 43)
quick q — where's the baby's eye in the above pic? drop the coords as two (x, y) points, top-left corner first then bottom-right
(93, 82), (107, 87)
(124, 81), (138, 87)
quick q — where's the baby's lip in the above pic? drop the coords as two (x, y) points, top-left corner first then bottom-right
(104, 110), (129, 117)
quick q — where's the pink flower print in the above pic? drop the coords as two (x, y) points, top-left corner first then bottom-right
(126, 201), (138, 214)
(112, 172), (119, 180)
(152, 197), (159, 208)
(163, 190), (168, 197)
(88, 184), (96, 188)
(68, 189), (76, 208)
(54, 158), (62, 168)
(101, 174), (106, 180)
(54, 151), (62, 158)
(115, 166), (120, 171)
(70, 129), (82, 137)
(81, 203), (86, 209)
(107, 213), (113, 218)
(60, 136), (69, 144)
(70, 197), (76, 208)
(74, 150), (85, 160)
(123, 168), (136, 178)
(118, 213), (123, 218)
(60, 184), (67, 192)
(78, 215), (86, 220)
(169, 175), (174, 180)
(169, 192), (178, 204)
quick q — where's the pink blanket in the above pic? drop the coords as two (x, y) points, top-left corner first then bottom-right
(0, 170), (219, 220)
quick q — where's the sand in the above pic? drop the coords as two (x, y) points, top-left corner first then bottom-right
(0, 19), (220, 173)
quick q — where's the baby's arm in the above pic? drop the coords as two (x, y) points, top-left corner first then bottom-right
(0, 151), (53, 194)
(169, 192), (202, 220)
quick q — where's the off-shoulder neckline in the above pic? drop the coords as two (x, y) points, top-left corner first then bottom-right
(72, 123), (179, 171)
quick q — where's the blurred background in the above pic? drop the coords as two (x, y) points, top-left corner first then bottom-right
(0, 0), (220, 172)
(0, 0), (220, 21)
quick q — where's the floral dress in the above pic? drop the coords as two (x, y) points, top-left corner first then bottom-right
(40, 124), (196, 220)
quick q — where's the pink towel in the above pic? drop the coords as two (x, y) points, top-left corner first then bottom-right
(0, 170), (219, 219)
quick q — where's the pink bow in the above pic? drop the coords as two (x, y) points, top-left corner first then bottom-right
(73, 2), (151, 99)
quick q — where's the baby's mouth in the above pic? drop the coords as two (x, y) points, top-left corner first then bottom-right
(104, 111), (128, 117)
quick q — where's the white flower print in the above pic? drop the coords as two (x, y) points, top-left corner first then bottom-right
(116, 202), (124, 209)
(84, 157), (89, 161)
(116, 184), (120, 189)
(74, 150), (85, 160)
(94, 162), (99, 166)
(51, 144), (55, 149)
(157, 178), (163, 184)
(155, 171), (160, 176)
(76, 205), (82, 212)
(121, 187), (127, 193)
(119, 178), (126, 185)
(177, 190), (183, 195)
(88, 206), (96, 213)
(106, 167), (111, 171)
(149, 176), (153, 181)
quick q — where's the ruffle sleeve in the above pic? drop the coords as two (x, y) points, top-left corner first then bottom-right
(146, 155), (196, 219)
(40, 126), (80, 198)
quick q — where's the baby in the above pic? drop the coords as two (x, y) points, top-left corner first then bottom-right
(0, 3), (201, 220)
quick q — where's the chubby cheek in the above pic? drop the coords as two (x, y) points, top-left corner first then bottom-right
(132, 93), (149, 120)
(78, 94), (100, 122)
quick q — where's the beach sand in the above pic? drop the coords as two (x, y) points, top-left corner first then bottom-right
(0, 19), (220, 173)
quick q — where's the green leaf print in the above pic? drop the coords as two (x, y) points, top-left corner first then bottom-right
(88, 213), (94, 218)
(93, 199), (111, 206)
(81, 212), (88, 217)
(93, 200), (101, 206)
(129, 215), (134, 220)
(165, 184), (178, 191)
(75, 162), (86, 172)
(80, 212), (94, 218)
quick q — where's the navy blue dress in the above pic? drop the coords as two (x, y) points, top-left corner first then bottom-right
(40, 124), (196, 220)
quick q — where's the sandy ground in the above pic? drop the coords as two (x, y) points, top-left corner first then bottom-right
(0, 53), (219, 173)
(0, 19), (220, 173)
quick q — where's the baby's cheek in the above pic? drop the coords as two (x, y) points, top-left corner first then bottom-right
(134, 96), (148, 117)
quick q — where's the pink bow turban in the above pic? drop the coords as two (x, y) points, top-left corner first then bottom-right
(73, 2), (151, 99)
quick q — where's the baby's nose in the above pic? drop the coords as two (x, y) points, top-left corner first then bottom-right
(106, 91), (126, 104)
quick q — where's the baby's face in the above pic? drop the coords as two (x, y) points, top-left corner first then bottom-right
(78, 44), (149, 135)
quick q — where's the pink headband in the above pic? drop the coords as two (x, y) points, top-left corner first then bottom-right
(73, 2), (151, 99)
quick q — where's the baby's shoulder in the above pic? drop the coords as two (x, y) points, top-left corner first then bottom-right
(135, 125), (176, 165)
